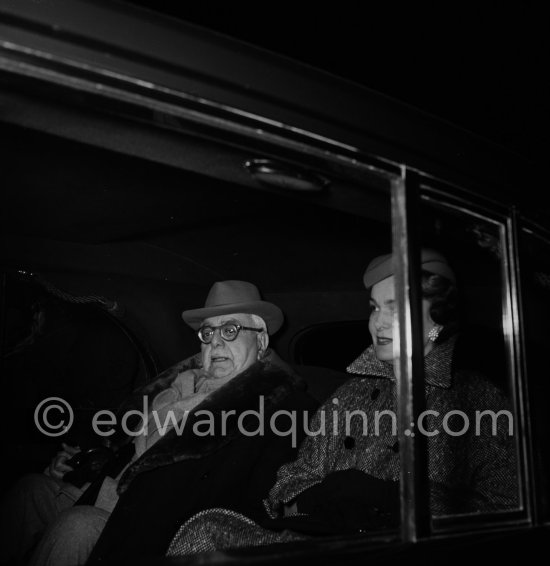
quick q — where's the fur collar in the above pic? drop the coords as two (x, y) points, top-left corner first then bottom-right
(117, 360), (305, 494)
(111, 353), (202, 443)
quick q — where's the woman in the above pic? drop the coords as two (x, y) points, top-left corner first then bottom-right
(167, 249), (518, 555)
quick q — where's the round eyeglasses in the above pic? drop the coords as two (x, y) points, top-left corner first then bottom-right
(197, 322), (263, 344)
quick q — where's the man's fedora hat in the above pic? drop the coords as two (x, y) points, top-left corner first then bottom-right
(363, 248), (456, 289)
(182, 280), (284, 334)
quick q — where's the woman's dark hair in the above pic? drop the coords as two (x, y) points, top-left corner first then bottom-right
(421, 270), (458, 341)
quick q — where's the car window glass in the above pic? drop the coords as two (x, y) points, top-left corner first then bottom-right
(520, 227), (550, 521)
(418, 195), (522, 522)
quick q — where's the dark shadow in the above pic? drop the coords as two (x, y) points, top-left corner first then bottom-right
(0, 274), (159, 488)
(289, 320), (371, 371)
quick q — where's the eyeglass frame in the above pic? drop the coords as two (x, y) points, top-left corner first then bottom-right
(197, 322), (264, 344)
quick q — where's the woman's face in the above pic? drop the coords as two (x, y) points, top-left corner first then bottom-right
(369, 276), (436, 363)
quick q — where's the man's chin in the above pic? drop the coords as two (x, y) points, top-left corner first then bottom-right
(208, 364), (235, 379)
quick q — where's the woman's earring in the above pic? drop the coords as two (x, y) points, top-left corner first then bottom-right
(428, 326), (441, 342)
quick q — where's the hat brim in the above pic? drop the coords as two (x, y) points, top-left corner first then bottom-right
(182, 300), (284, 334)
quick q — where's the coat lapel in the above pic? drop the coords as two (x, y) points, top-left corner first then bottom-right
(117, 361), (304, 493)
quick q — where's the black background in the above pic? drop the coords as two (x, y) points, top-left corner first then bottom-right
(120, 1), (549, 164)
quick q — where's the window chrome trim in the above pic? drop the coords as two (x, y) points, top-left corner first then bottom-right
(420, 193), (505, 226)
(419, 189), (531, 531)
(392, 171), (416, 542)
(392, 169), (430, 542)
(0, 40), (356, 152)
(0, 39), (401, 180)
(504, 210), (532, 520)
(419, 182), (510, 221)
(521, 223), (550, 245)
(518, 220), (550, 525)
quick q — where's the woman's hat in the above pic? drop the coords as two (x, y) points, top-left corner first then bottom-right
(182, 280), (284, 334)
(363, 248), (456, 289)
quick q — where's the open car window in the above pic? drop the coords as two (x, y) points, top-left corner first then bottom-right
(1, 118), (405, 552)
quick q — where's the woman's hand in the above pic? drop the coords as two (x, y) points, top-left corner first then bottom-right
(45, 443), (80, 481)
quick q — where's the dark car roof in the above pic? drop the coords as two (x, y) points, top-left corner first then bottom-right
(0, 0), (539, 201)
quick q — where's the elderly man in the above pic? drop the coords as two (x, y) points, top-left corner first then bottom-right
(1, 281), (316, 565)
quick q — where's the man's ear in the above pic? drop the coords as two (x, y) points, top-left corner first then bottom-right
(257, 331), (269, 358)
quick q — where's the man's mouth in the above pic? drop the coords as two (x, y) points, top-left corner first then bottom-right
(211, 356), (230, 363)
(376, 337), (392, 346)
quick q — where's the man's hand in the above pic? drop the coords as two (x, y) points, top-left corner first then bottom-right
(283, 501), (298, 516)
(45, 443), (80, 481)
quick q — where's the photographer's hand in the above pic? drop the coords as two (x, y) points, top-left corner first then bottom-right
(45, 442), (80, 481)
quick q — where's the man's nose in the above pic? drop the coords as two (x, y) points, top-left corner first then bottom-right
(210, 329), (225, 347)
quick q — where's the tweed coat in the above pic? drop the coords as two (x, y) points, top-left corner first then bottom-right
(266, 334), (518, 517)
(167, 335), (518, 555)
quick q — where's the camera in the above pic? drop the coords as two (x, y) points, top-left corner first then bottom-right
(63, 446), (114, 488)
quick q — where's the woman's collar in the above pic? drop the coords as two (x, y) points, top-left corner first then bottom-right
(346, 335), (457, 389)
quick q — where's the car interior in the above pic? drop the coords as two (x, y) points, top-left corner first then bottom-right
(1, 119), (513, 498)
